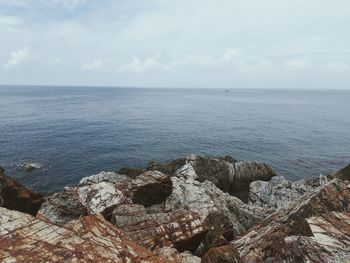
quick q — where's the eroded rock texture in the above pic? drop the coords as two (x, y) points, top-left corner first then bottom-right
(0, 167), (43, 216)
(249, 175), (316, 209)
(147, 155), (276, 201)
(131, 171), (173, 207)
(232, 179), (350, 263)
(37, 186), (87, 224)
(111, 204), (207, 251)
(332, 164), (350, 181)
(0, 207), (171, 263)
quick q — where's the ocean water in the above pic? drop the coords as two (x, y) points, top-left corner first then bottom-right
(0, 86), (349, 193)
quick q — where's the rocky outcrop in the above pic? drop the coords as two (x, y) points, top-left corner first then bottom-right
(111, 204), (207, 251)
(0, 167), (43, 216)
(2, 158), (349, 262)
(79, 171), (130, 185)
(19, 162), (42, 172)
(118, 167), (144, 178)
(232, 179), (350, 262)
(202, 245), (241, 263)
(249, 175), (315, 209)
(131, 171), (173, 207)
(37, 186), (87, 224)
(332, 164), (350, 181)
(0, 207), (171, 263)
(147, 155), (276, 202)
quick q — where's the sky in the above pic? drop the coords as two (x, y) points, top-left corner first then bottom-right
(0, 0), (350, 89)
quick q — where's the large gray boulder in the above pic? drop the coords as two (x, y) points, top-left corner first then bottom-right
(248, 176), (315, 209)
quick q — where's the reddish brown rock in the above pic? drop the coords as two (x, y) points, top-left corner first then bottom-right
(0, 167), (43, 216)
(111, 204), (208, 252)
(202, 245), (241, 263)
(0, 207), (172, 263)
(232, 179), (350, 263)
(131, 171), (173, 207)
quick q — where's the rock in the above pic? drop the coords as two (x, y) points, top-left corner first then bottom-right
(147, 155), (276, 202)
(332, 164), (350, 181)
(201, 245), (241, 263)
(232, 179), (350, 262)
(174, 163), (198, 180)
(111, 204), (207, 252)
(147, 157), (188, 175)
(118, 167), (144, 179)
(79, 171), (130, 185)
(157, 247), (201, 263)
(249, 176), (315, 209)
(0, 207), (171, 262)
(78, 181), (131, 216)
(0, 168), (43, 216)
(131, 171), (173, 207)
(20, 162), (41, 172)
(232, 161), (276, 202)
(165, 175), (266, 234)
(37, 187), (87, 224)
(195, 213), (235, 256)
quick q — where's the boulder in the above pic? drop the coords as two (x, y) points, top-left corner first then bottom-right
(78, 181), (131, 216)
(131, 171), (173, 207)
(111, 204), (207, 251)
(202, 245), (241, 263)
(37, 186), (87, 224)
(232, 179), (350, 262)
(332, 164), (350, 181)
(79, 171), (130, 185)
(165, 174), (266, 234)
(231, 161), (276, 201)
(118, 167), (144, 179)
(0, 207), (171, 262)
(157, 247), (201, 263)
(0, 168), (43, 216)
(248, 176), (315, 209)
(147, 155), (276, 202)
(19, 162), (41, 172)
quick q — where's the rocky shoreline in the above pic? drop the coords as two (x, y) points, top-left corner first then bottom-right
(0, 155), (349, 262)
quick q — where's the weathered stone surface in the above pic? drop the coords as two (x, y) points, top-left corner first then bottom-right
(232, 161), (276, 201)
(131, 171), (173, 207)
(111, 204), (207, 251)
(249, 175), (315, 209)
(202, 245), (241, 263)
(165, 175), (266, 234)
(232, 179), (350, 262)
(0, 207), (171, 263)
(147, 155), (275, 202)
(118, 167), (144, 179)
(157, 247), (201, 263)
(79, 171), (130, 185)
(37, 186), (87, 224)
(78, 181), (131, 215)
(0, 168), (43, 216)
(332, 164), (350, 181)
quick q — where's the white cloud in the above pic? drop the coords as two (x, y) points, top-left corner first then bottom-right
(0, 15), (21, 26)
(81, 60), (103, 71)
(285, 57), (311, 68)
(51, 0), (87, 10)
(3, 47), (30, 69)
(117, 53), (166, 73)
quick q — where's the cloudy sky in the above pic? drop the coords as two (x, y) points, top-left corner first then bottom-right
(0, 0), (349, 88)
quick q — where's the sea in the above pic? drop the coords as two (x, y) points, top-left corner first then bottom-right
(0, 86), (349, 193)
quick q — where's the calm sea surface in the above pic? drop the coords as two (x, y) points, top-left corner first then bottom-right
(0, 86), (349, 193)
